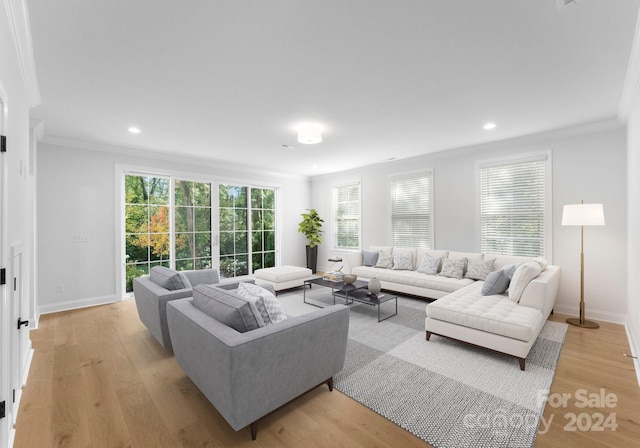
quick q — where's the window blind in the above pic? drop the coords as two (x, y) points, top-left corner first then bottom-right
(480, 160), (546, 257)
(334, 183), (360, 249)
(391, 174), (431, 248)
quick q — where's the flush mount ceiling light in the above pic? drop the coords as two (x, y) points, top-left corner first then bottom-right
(297, 124), (323, 144)
(128, 127), (141, 134)
(483, 122), (497, 130)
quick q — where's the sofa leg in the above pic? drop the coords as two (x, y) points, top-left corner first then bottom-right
(426, 331), (431, 341)
(518, 358), (526, 371)
(250, 421), (258, 440)
(327, 377), (334, 391)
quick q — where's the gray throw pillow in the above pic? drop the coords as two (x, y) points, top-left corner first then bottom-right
(501, 263), (521, 279)
(149, 266), (191, 291)
(482, 270), (510, 295)
(362, 250), (379, 267)
(192, 284), (264, 332)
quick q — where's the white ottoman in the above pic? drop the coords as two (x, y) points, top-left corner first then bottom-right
(254, 265), (313, 293)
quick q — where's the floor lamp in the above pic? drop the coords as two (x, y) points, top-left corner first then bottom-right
(561, 200), (605, 329)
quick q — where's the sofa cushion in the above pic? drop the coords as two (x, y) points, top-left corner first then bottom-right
(426, 282), (545, 342)
(150, 266), (191, 291)
(362, 250), (379, 267)
(439, 258), (466, 280)
(464, 258), (495, 280)
(508, 261), (543, 303)
(352, 265), (474, 293)
(192, 284), (264, 332)
(417, 254), (442, 275)
(237, 282), (287, 325)
(375, 247), (394, 268)
(392, 248), (414, 270)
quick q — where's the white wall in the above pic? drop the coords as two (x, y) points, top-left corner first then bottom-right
(311, 125), (628, 324)
(36, 141), (310, 315)
(627, 88), (640, 371)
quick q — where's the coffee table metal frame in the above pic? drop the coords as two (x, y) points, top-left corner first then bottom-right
(332, 289), (398, 322)
(303, 277), (369, 307)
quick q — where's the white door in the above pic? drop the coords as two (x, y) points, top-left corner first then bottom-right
(0, 92), (10, 447)
(9, 245), (25, 428)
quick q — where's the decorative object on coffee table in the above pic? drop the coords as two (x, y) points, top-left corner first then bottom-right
(562, 199), (605, 329)
(342, 274), (357, 284)
(368, 277), (381, 296)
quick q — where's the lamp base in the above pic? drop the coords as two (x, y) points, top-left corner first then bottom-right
(566, 317), (599, 329)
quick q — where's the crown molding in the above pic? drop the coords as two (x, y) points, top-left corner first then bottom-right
(4, 0), (40, 106)
(40, 135), (309, 181)
(619, 7), (640, 121)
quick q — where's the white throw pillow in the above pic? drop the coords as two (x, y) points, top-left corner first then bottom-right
(417, 254), (442, 275)
(439, 258), (466, 280)
(392, 248), (414, 270)
(464, 258), (496, 280)
(375, 248), (394, 269)
(508, 261), (543, 303)
(237, 282), (287, 325)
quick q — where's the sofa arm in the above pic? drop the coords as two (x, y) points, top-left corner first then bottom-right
(344, 252), (363, 274)
(519, 265), (560, 318)
(167, 299), (349, 432)
(215, 278), (256, 290)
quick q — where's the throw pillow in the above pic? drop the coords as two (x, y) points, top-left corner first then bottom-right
(237, 282), (287, 325)
(439, 258), (466, 280)
(464, 258), (496, 281)
(236, 283), (271, 324)
(392, 248), (414, 270)
(192, 284), (264, 332)
(532, 257), (548, 271)
(362, 250), (379, 267)
(481, 270), (511, 295)
(508, 261), (543, 303)
(375, 248), (394, 269)
(417, 254), (442, 275)
(501, 263), (521, 279)
(149, 266), (191, 291)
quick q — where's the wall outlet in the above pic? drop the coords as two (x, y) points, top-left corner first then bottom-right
(55, 283), (64, 294)
(70, 234), (89, 243)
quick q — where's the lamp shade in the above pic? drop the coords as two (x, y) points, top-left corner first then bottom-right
(297, 125), (322, 144)
(561, 203), (605, 226)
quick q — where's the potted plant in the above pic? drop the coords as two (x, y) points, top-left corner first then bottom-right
(298, 208), (324, 273)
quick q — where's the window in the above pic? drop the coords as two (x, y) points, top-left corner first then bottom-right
(333, 182), (360, 250)
(219, 184), (277, 279)
(390, 172), (432, 248)
(124, 175), (171, 292)
(175, 180), (212, 270)
(479, 153), (550, 257)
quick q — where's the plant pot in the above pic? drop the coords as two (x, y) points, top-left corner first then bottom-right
(306, 245), (318, 273)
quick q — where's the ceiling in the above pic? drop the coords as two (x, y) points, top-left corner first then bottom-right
(27, 0), (640, 177)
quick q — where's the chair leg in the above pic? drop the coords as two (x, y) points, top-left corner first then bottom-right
(250, 421), (258, 440)
(518, 358), (526, 371)
(327, 377), (334, 391)
(426, 331), (431, 341)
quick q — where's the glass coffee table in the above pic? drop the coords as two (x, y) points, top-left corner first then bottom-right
(332, 289), (398, 322)
(303, 277), (397, 322)
(303, 277), (369, 307)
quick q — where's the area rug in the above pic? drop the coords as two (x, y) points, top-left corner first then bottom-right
(278, 287), (568, 448)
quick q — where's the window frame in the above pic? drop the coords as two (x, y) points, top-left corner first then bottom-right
(476, 150), (552, 260)
(389, 169), (434, 249)
(332, 180), (361, 251)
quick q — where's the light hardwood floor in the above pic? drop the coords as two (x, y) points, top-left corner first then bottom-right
(13, 298), (640, 447)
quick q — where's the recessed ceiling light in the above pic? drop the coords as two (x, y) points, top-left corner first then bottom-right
(128, 127), (141, 134)
(483, 123), (497, 130)
(312, 164), (319, 169)
(296, 123), (323, 144)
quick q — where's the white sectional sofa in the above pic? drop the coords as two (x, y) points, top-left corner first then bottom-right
(345, 247), (560, 370)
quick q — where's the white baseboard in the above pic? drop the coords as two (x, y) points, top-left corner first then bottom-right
(37, 294), (119, 316)
(624, 319), (640, 387)
(552, 304), (626, 325)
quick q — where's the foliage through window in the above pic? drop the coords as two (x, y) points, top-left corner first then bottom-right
(479, 155), (549, 257)
(219, 184), (276, 279)
(391, 172), (432, 248)
(175, 180), (212, 271)
(334, 183), (360, 250)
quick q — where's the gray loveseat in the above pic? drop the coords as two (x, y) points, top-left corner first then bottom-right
(133, 266), (256, 348)
(166, 287), (349, 440)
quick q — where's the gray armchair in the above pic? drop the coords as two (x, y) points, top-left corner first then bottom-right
(167, 294), (349, 440)
(133, 266), (259, 348)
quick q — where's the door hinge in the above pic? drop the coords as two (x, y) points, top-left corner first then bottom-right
(17, 318), (29, 330)
(0, 135), (6, 153)
(0, 401), (5, 419)
(0, 268), (5, 285)
(12, 389), (15, 403)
